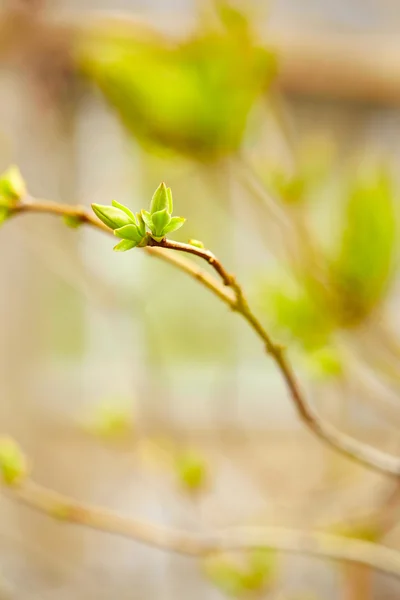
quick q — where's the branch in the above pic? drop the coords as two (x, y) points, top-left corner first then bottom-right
(10, 197), (400, 476)
(5, 478), (400, 579)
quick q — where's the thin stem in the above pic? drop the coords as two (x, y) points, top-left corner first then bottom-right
(6, 478), (400, 579)
(9, 197), (400, 476)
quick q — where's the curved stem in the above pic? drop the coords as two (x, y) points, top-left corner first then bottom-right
(10, 197), (400, 476)
(6, 478), (400, 579)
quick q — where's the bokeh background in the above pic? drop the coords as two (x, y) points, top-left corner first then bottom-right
(2, 0), (400, 598)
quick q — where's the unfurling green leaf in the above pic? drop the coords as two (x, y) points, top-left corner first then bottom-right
(91, 203), (134, 230)
(141, 210), (153, 229)
(136, 212), (146, 237)
(151, 208), (171, 237)
(114, 224), (143, 243)
(0, 437), (28, 486)
(162, 216), (186, 235)
(166, 187), (173, 213)
(111, 199), (137, 223)
(63, 214), (83, 229)
(0, 166), (26, 206)
(113, 239), (137, 252)
(150, 182), (170, 214)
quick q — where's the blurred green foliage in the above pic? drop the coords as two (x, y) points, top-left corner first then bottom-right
(331, 167), (397, 326)
(75, 4), (276, 160)
(203, 547), (277, 597)
(256, 163), (398, 378)
(0, 437), (27, 486)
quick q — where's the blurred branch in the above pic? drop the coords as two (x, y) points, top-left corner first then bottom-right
(269, 31), (400, 105)
(10, 196), (400, 477)
(5, 477), (400, 578)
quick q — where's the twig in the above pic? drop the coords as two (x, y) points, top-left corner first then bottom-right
(10, 197), (400, 477)
(5, 478), (400, 579)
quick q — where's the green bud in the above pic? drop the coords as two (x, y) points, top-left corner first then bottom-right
(189, 239), (204, 248)
(0, 166), (26, 206)
(0, 437), (28, 486)
(113, 239), (137, 252)
(151, 208), (171, 238)
(63, 214), (83, 229)
(111, 200), (137, 223)
(150, 182), (170, 214)
(175, 450), (207, 492)
(91, 203), (133, 230)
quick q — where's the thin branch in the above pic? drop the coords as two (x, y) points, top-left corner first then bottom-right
(4, 478), (400, 579)
(9, 197), (400, 476)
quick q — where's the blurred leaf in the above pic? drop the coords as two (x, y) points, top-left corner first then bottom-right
(76, 13), (276, 160)
(304, 346), (343, 381)
(329, 519), (381, 544)
(204, 556), (247, 597)
(63, 214), (83, 229)
(203, 547), (277, 597)
(82, 401), (134, 440)
(243, 547), (277, 591)
(269, 169), (306, 204)
(0, 437), (28, 486)
(175, 449), (208, 492)
(0, 165), (26, 205)
(0, 207), (9, 225)
(258, 276), (334, 352)
(331, 168), (397, 326)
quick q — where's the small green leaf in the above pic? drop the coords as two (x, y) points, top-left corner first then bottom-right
(113, 239), (137, 252)
(63, 214), (83, 229)
(151, 208), (171, 237)
(136, 212), (146, 237)
(166, 187), (173, 213)
(150, 182), (170, 214)
(0, 437), (28, 486)
(162, 216), (186, 235)
(111, 199), (137, 223)
(92, 203), (133, 230)
(0, 207), (10, 225)
(0, 166), (26, 205)
(114, 224), (143, 242)
(141, 210), (153, 229)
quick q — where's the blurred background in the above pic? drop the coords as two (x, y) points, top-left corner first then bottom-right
(2, 0), (400, 598)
